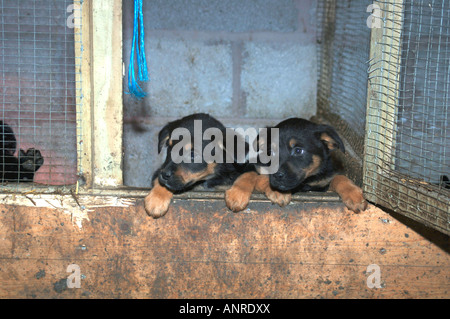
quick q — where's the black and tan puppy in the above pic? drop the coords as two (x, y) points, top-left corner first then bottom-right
(226, 118), (368, 213)
(145, 113), (250, 218)
(1, 120), (44, 182)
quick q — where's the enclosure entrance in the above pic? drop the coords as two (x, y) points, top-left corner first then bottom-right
(122, 0), (317, 187)
(1, 0), (448, 235)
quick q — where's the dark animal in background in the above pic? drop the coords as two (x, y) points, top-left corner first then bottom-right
(0, 120), (44, 182)
(226, 118), (368, 213)
(144, 113), (251, 218)
(439, 175), (450, 189)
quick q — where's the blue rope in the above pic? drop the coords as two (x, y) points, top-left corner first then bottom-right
(128, 0), (148, 99)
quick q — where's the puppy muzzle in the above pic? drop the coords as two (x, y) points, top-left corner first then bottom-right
(269, 169), (305, 192)
(158, 170), (186, 192)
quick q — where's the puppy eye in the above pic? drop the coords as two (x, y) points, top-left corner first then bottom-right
(291, 147), (305, 156)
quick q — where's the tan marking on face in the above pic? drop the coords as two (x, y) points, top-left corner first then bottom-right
(271, 141), (278, 152)
(184, 142), (192, 151)
(303, 155), (322, 178)
(254, 135), (266, 151)
(289, 138), (297, 148)
(174, 163), (217, 184)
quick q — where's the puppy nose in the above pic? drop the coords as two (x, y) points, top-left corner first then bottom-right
(274, 171), (284, 179)
(160, 170), (172, 181)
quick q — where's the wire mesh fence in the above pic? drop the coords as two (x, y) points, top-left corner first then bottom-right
(0, 0), (81, 190)
(1, 0), (448, 234)
(364, 0), (449, 235)
(318, 0), (449, 235)
(396, 0), (449, 187)
(316, 0), (372, 186)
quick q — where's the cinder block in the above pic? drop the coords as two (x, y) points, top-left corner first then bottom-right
(241, 42), (317, 119)
(123, 122), (165, 187)
(124, 37), (233, 118)
(131, 0), (299, 32)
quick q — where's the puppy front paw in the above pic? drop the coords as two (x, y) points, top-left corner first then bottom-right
(225, 186), (251, 212)
(331, 175), (368, 213)
(144, 183), (173, 218)
(340, 185), (368, 213)
(265, 188), (291, 207)
(225, 172), (258, 212)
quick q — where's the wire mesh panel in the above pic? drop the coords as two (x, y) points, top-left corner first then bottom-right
(365, 0), (449, 235)
(397, 0), (449, 187)
(316, 0), (372, 185)
(0, 0), (81, 189)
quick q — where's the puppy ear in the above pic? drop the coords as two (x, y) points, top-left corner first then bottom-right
(158, 123), (172, 153)
(253, 127), (271, 154)
(253, 134), (264, 153)
(316, 125), (345, 153)
(253, 128), (275, 167)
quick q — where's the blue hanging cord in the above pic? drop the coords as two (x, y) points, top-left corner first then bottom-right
(128, 0), (149, 99)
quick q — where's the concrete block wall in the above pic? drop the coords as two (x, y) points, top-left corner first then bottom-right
(123, 0), (317, 187)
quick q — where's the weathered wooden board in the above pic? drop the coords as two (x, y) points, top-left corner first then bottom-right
(91, 0), (123, 188)
(0, 198), (448, 298)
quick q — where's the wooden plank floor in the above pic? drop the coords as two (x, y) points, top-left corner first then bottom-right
(0, 197), (448, 298)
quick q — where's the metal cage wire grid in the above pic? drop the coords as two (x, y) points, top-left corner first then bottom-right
(364, 0), (449, 235)
(317, 0), (449, 235)
(0, 0), (82, 190)
(316, 0), (372, 186)
(1, 0), (449, 235)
